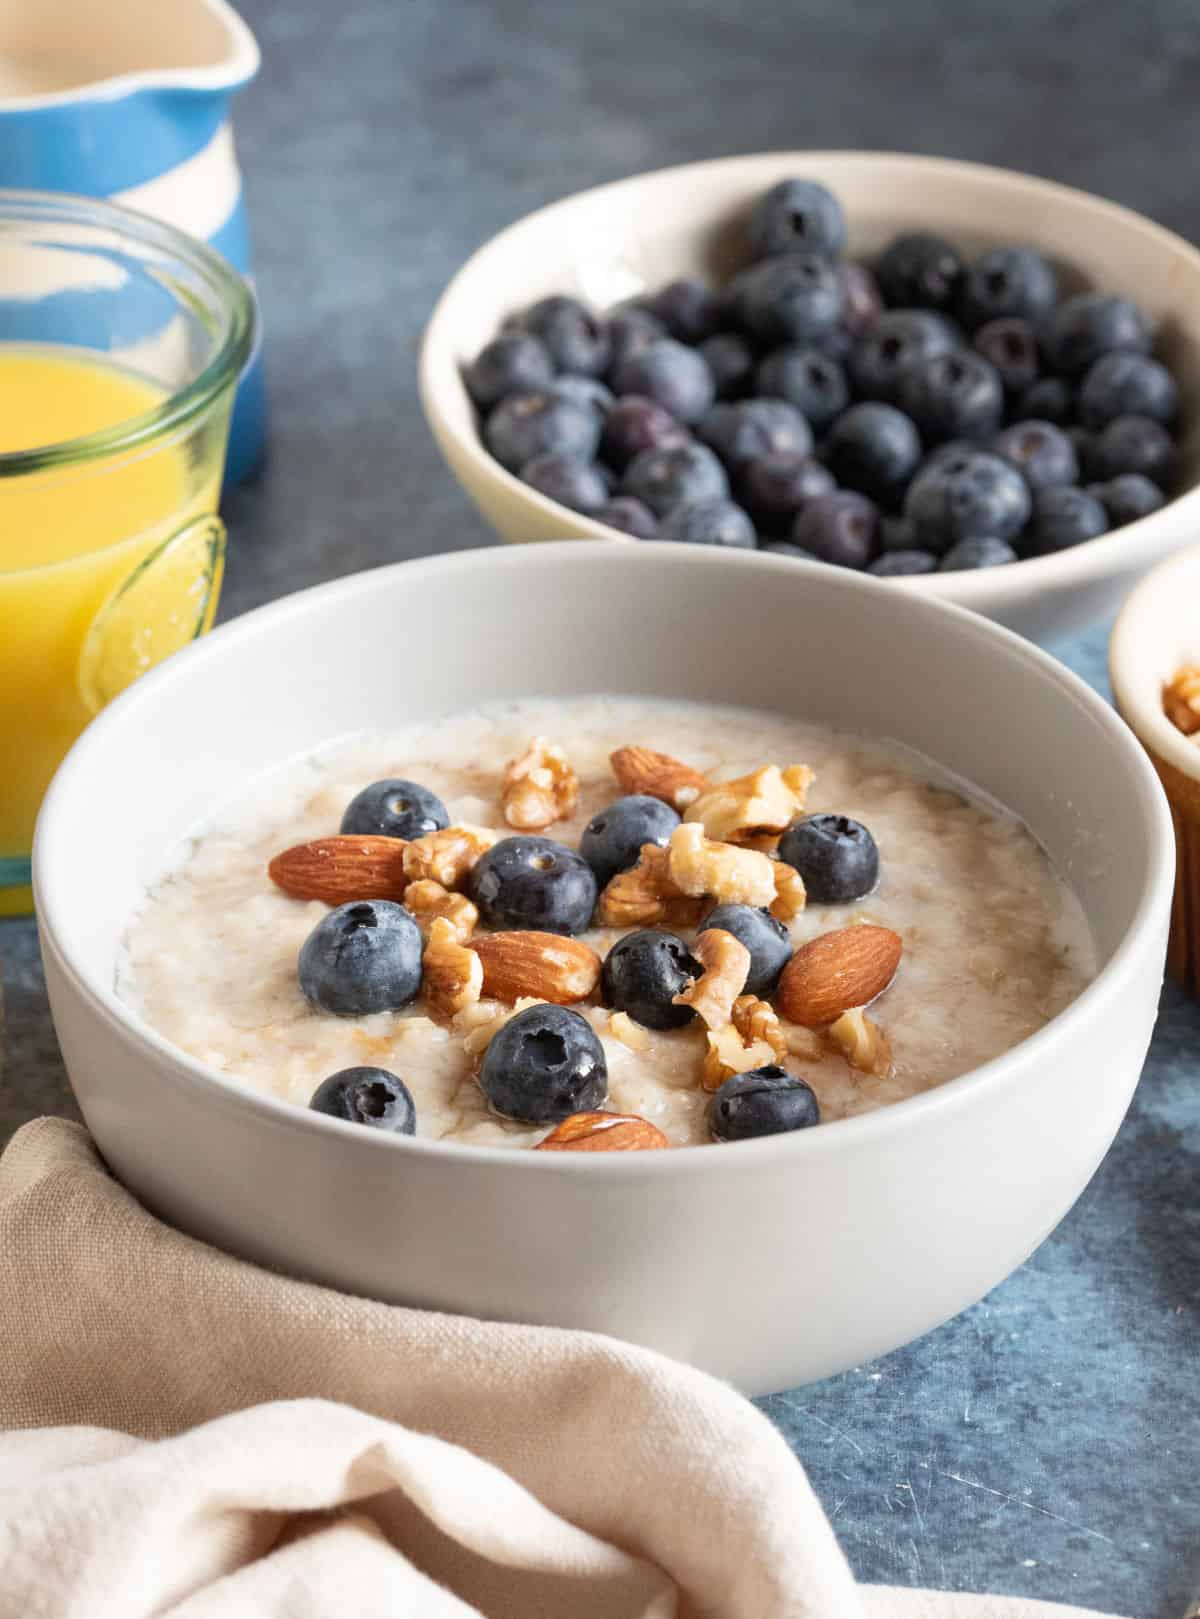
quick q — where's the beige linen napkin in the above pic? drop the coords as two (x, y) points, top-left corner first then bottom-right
(0, 1119), (1121, 1619)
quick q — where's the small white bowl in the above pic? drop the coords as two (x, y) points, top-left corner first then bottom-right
(35, 543), (1173, 1393)
(1111, 543), (1200, 992)
(421, 151), (1200, 644)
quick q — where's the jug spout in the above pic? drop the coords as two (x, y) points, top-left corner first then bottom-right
(0, 0), (258, 105)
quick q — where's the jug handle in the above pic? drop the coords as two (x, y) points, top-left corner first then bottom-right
(78, 515), (226, 715)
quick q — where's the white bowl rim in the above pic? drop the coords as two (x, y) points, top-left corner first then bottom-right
(1110, 540), (1200, 778)
(35, 540), (1175, 1174)
(419, 148), (1200, 610)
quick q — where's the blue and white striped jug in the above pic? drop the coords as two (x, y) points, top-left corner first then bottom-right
(0, 0), (266, 484)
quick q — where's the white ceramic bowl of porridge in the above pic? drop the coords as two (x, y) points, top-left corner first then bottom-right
(35, 542), (1172, 1393)
(421, 151), (1200, 644)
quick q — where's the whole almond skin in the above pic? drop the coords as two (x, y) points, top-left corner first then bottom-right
(536, 1111), (669, 1152)
(610, 745), (711, 809)
(472, 931), (601, 1004)
(268, 835), (409, 905)
(776, 924), (902, 1028)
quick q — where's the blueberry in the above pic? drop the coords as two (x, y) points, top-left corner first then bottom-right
(1086, 473), (1165, 528)
(659, 498), (757, 548)
(550, 376), (614, 418)
(520, 452), (609, 514)
(739, 452), (835, 533)
(600, 395), (690, 470)
(709, 1066), (820, 1141)
(1065, 425), (1095, 476)
(310, 1066), (416, 1134)
(1015, 376), (1074, 426)
(903, 448), (1031, 552)
(610, 339), (716, 425)
(727, 253), (843, 346)
(478, 1003), (606, 1123)
(748, 178), (846, 260)
(699, 398), (813, 471)
(597, 496), (658, 538)
(699, 332), (756, 399)
(897, 350), (1004, 443)
(824, 402), (923, 503)
(958, 246), (1058, 330)
(869, 549), (939, 575)
(838, 262), (884, 336)
(621, 442), (729, 517)
(992, 419), (1079, 490)
(298, 901), (423, 1017)
(875, 232), (964, 313)
(604, 306), (669, 368)
(879, 515), (919, 552)
(793, 490), (881, 568)
(484, 390), (601, 473)
(972, 318), (1040, 396)
(464, 334), (554, 411)
(778, 813), (879, 903)
(581, 795), (681, 888)
(763, 541), (819, 560)
(1045, 293), (1153, 376)
(341, 778), (449, 841)
(755, 346), (849, 430)
(645, 277), (722, 343)
(517, 295), (610, 376)
(1078, 352), (1177, 429)
(1089, 414), (1174, 488)
(470, 835), (597, 935)
(601, 928), (701, 1030)
(849, 310), (958, 404)
(700, 903), (792, 995)
(939, 536), (1019, 570)
(1022, 486), (1109, 556)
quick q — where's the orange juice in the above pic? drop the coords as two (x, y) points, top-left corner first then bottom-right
(0, 346), (225, 915)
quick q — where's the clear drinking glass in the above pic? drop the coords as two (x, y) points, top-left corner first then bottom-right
(0, 190), (255, 915)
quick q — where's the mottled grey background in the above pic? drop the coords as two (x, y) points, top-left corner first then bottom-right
(3, 0), (1199, 1612)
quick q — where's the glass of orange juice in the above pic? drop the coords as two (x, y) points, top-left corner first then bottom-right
(0, 191), (255, 915)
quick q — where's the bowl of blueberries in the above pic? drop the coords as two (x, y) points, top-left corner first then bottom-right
(421, 151), (1200, 643)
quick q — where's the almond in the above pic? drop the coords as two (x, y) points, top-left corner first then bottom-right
(472, 931), (601, 1004)
(775, 924), (902, 1028)
(535, 1111), (669, 1152)
(267, 835), (408, 905)
(610, 745), (711, 810)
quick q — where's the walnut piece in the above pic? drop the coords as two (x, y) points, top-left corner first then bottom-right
(403, 825), (497, 890)
(827, 1007), (893, 1077)
(770, 861), (807, 921)
(673, 928), (750, 1030)
(608, 1010), (650, 1052)
(595, 843), (703, 928)
(403, 879), (479, 942)
(701, 1025), (780, 1091)
(666, 823), (777, 908)
(1164, 665), (1200, 735)
(732, 994), (787, 1060)
(684, 763), (815, 844)
(502, 736), (580, 829)
(422, 917), (483, 1017)
(455, 996), (546, 1057)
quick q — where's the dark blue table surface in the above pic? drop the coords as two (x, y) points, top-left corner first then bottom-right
(3, 2), (1198, 1612)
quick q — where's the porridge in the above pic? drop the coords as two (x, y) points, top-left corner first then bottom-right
(119, 695), (1096, 1149)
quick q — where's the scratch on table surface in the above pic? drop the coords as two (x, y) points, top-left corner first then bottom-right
(936, 1469), (1115, 1544)
(897, 1480), (925, 1536)
(802, 1410), (865, 1457)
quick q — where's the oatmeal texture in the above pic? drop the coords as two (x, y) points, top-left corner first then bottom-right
(120, 697), (1096, 1149)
